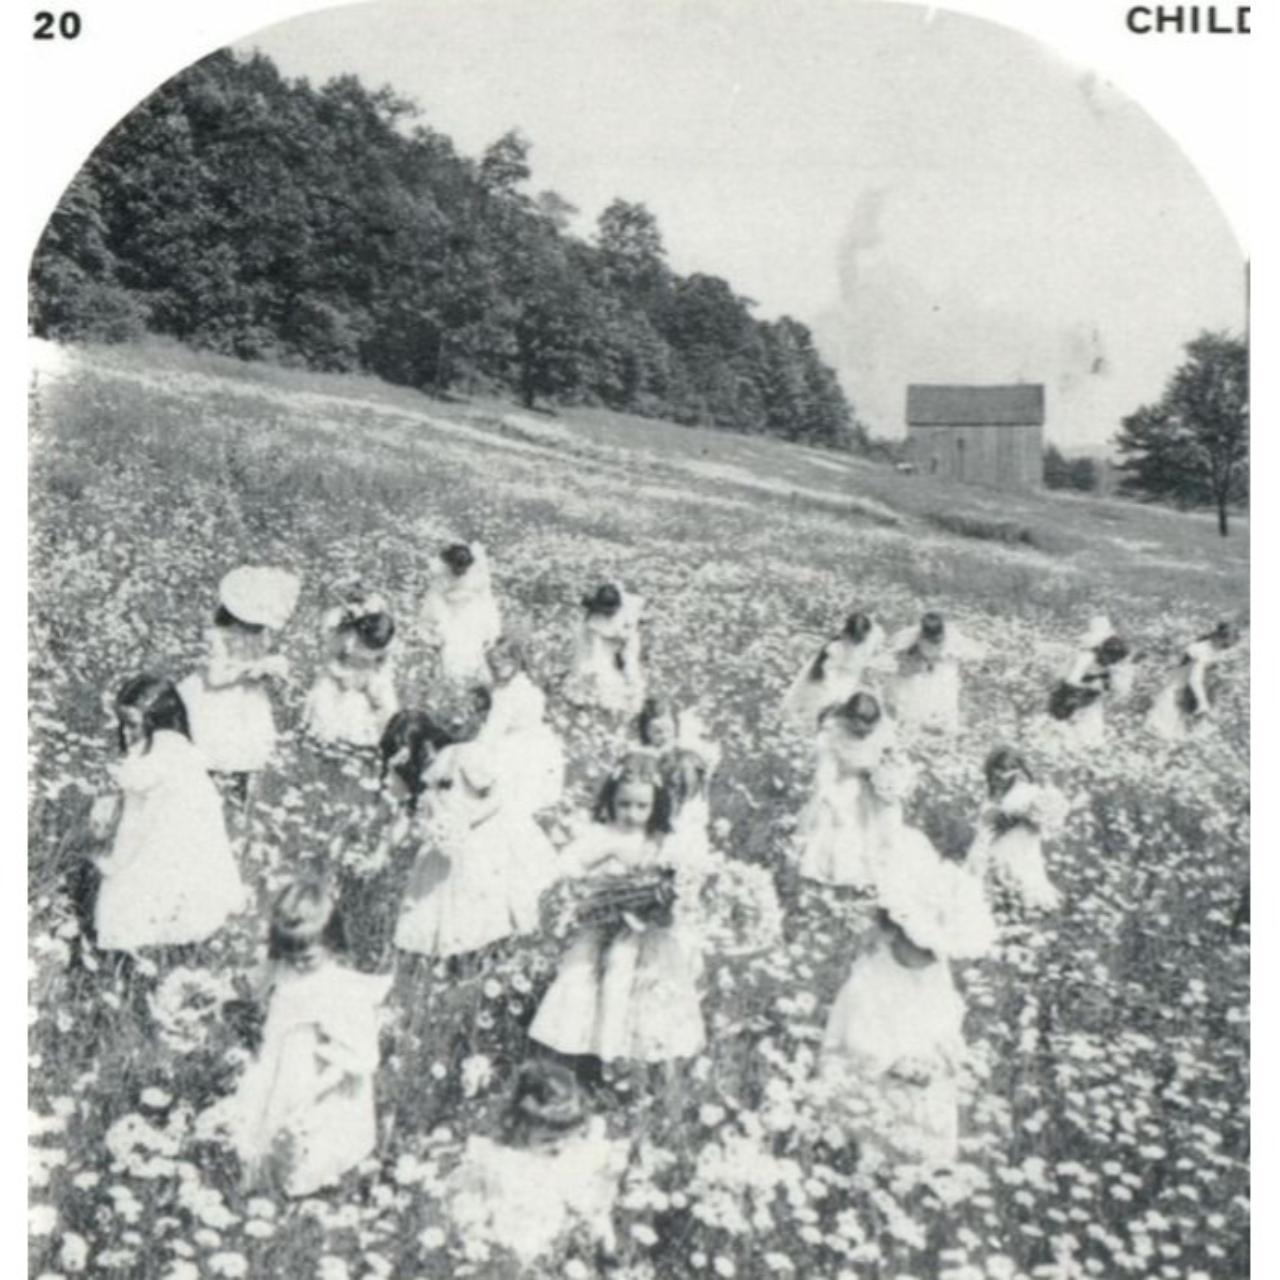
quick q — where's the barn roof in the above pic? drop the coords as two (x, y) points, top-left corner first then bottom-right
(906, 384), (1045, 426)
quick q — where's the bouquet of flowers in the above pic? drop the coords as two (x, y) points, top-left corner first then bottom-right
(991, 781), (1070, 838)
(869, 752), (917, 805)
(540, 867), (677, 939)
(696, 854), (783, 957)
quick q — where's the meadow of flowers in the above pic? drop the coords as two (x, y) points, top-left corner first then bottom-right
(29, 341), (1249, 1279)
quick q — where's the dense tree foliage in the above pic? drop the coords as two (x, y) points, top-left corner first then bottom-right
(30, 50), (857, 449)
(1114, 332), (1248, 536)
(1043, 445), (1099, 493)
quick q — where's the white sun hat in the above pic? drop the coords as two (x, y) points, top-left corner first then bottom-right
(219, 566), (301, 630)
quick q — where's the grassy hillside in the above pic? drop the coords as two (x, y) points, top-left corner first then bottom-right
(29, 340), (1248, 1279)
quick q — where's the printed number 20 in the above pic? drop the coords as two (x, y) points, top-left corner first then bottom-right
(34, 10), (82, 38)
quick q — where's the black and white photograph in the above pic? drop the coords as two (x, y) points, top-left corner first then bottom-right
(25, 1), (1255, 1276)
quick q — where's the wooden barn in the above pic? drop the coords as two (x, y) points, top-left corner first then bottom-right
(905, 384), (1045, 491)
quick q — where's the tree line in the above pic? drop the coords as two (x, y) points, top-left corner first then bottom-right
(29, 49), (860, 451)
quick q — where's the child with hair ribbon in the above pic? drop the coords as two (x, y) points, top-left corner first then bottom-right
(178, 565), (299, 807)
(200, 878), (391, 1197)
(419, 542), (502, 685)
(530, 752), (706, 1071)
(565, 582), (647, 715)
(302, 584), (399, 749)
(391, 689), (558, 960)
(89, 674), (247, 952)
(781, 609), (885, 735)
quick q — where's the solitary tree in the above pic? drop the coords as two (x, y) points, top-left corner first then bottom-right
(1114, 331), (1248, 536)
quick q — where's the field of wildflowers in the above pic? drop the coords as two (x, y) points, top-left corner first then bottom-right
(29, 341), (1248, 1280)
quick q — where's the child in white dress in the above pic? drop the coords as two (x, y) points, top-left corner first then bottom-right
(419, 542), (502, 684)
(444, 1061), (629, 1267)
(1147, 621), (1244, 742)
(634, 697), (722, 860)
(1047, 616), (1135, 749)
(202, 879), (391, 1197)
(821, 840), (995, 1170)
(478, 636), (566, 819)
(90, 675), (247, 952)
(781, 610), (885, 734)
(179, 565), (299, 806)
(796, 692), (916, 890)
(529, 754), (706, 1065)
(966, 747), (1069, 913)
(884, 612), (987, 736)
(302, 590), (399, 749)
(393, 690), (558, 959)
(565, 583), (647, 715)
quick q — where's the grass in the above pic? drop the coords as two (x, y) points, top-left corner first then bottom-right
(28, 339), (1249, 1280)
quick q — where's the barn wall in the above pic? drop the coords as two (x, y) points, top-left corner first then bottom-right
(906, 423), (1042, 490)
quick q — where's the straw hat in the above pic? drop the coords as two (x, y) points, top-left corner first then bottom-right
(219, 566), (301, 630)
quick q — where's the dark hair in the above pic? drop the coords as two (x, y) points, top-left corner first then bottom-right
(662, 748), (709, 814)
(820, 690), (882, 733)
(501, 1061), (585, 1147)
(582, 583), (623, 617)
(920, 612), (946, 641)
(441, 543), (474, 576)
(636, 696), (680, 746)
(593, 752), (673, 835)
(1094, 635), (1130, 666)
(115, 674), (191, 754)
(1199, 620), (1239, 649)
(339, 610), (396, 652)
(842, 611), (874, 644)
(213, 604), (265, 634)
(984, 746), (1034, 794)
(267, 877), (346, 965)
(379, 710), (455, 811)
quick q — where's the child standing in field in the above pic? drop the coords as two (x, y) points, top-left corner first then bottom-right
(781, 610), (885, 734)
(302, 587), (399, 749)
(1146, 620), (1245, 742)
(90, 675), (247, 952)
(821, 837), (994, 1170)
(393, 689), (558, 960)
(966, 747), (1069, 913)
(444, 1061), (630, 1267)
(565, 583), (647, 715)
(419, 542), (503, 684)
(1047, 615), (1135, 748)
(796, 691), (916, 891)
(477, 635), (566, 820)
(202, 879), (391, 1198)
(529, 753), (706, 1068)
(884, 611), (987, 736)
(633, 696), (721, 859)
(179, 565), (299, 806)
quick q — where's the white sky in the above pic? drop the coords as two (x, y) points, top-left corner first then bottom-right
(236, 0), (1245, 445)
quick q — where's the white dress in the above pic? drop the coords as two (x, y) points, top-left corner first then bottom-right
(565, 594), (646, 715)
(967, 781), (1067, 913)
(479, 673), (566, 818)
(1147, 639), (1228, 742)
(302, 657), (399, 748)
(95, 731), (247, 950)
(395, 741), (558, 957)
(796, 720), (915, 889)
(419, 548), (502, 684)
(444, 1118), (628, 1265)
(822, 942), (966, 1168)
(887, 626), (986, 736)
(178, 630), (281, 772)
(780, 625), (885, 734)
(529, 826), (706, 1062)
(205, 960), (391, 1197)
